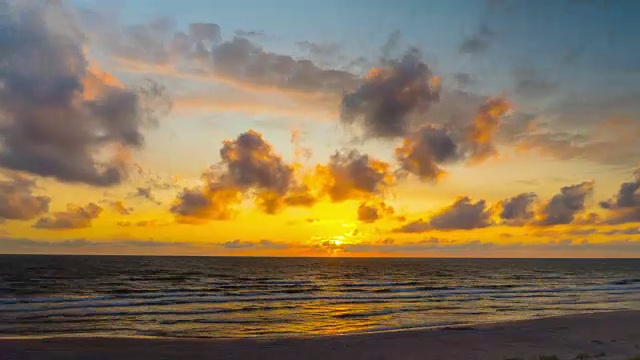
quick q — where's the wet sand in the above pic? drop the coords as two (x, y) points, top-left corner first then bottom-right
(2, 311), (639, 360)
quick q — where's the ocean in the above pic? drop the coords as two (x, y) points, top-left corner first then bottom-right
(1, 256), (639, 339)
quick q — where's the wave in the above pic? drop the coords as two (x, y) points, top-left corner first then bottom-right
(340, 281), (421, 288)
(2, 283), (640, 315)
(610, 278), (640, 285)
(334, 309), (395, 319)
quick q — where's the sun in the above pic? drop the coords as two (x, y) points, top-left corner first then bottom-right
(333, 239), (343, 246)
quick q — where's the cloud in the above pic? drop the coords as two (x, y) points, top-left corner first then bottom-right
(601, 168), (640, 210)
(258, 239), (290, 250)
(512, 63), (557, 98)
(33, 203), (103, 230)
(394, 126), (458, 181)
(600, 168), (640, 224)
(220, 130), (293, 194)
(221, 239), (290, 250)
(315, 149), (395, 202)
(513, 108), (640, 167)
(0, 173), (50, 221)
(453, 73), (476, 88)
(223, 239), (255, 249)
(498, 192), (538, 225)
(602, 227), (640, 236)
(171, 130), (316, 222)
(296, 40), (341, 59)
(459, 25), (494, 55)
(465, 98), (511, 163)
(357, 201), (395, 223)
(396, 197), (491, 232)
(340, 48), (440, 139)
(234, 29), (265, 38)
(117, 219), (170, 227)
(0, 237), (291, 254)
(395, 180), (600, 231)
(109, 200), (133, 215)
(0, 1), (171, 186)
(213, 37), (358, 93)
(394, 98), (510, 181)
(103, 17), (360, 94)
(0, 237), (197, 253)
(538, 181), (594, 225)
(459, 36), (490, 54)
(170, 175), (242, 223)
(130, 187), (160, 204)
(380, 30), (402, 60)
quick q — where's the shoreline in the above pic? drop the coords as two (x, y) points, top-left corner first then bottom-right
(2, 310), (640, 359)
(0, 310), (625, 341)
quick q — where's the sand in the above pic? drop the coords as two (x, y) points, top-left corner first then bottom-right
(1, 311), (639, 360)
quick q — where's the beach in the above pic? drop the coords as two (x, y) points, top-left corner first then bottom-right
(2, 311), (639, 360)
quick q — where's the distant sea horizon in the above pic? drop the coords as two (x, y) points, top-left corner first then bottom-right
(2, 253), (640, 259)
(1, 256), (639, 339)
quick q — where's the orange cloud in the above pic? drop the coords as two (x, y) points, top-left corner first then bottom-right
(313, 150), (395, 202)
(82, 61), (124, 100)
(466, 97), (511, 164)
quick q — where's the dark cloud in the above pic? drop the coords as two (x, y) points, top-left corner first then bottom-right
(498, 193), (538, 225)
(396, 197), (491, 232)
(340, 49), (440, 139)
(453, 73), (476, 88)
(394, 126), (458, 181)
(568, 228), (598, 236)
(130, 186), (160, 204)
(600, 168), (640, 224)
(0, 1), (171, 186)
(317, 149), (395, 202)
(220, 130), (293, 195)
(259, 239), (290, 250)
(171, 130), (314, 222)
(283, 186), (318, 207)
(426, 197), (491, 230)
(221, 239), (289, 250)
(538, 181), (594, 225)
(211, 36), (358, 93)
(459, 36), (490, 54)
(189, 23), (222, 44)
(357, 201), (394, 223)
(601, 169), (640, 210)
(170, 175), (241, 223)
(33, 203), (103, 230)
(117, 219), (169, 227)
(108, 200), (133, 215)
(223, 239), (254, 249)
(459, 23), (495, 55)
(602, 227), (640, 236)
(100, 13), (360, 93)
(512, 64), (557, 98)
(0, 173), (50, 221)
(377, 238), (395, 245)
(394, 98), (510, 181)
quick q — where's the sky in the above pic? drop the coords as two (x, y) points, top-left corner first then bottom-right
(1, 0), (640, 257)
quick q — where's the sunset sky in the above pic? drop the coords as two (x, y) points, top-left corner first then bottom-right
(2, 0), (640, 257)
